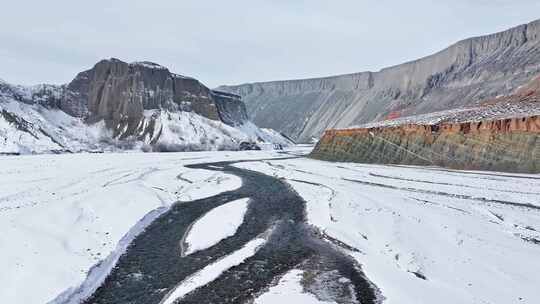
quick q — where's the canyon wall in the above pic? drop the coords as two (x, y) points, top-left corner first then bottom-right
(219, 19), (540, 142)
(311, 116), (540, 173)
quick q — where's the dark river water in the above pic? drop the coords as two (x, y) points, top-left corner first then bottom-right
(80, 158), (378, 304)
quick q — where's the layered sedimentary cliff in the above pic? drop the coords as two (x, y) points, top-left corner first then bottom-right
(220, 19), (540, 142)
(312, 116), (539, 173)
(311, 81), (540, 173)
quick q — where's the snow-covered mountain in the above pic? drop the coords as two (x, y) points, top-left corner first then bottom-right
(0, 60), (291, 155)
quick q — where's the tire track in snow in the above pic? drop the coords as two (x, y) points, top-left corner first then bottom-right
(368, 172), (540, 196)
(342, 177), (540, 211)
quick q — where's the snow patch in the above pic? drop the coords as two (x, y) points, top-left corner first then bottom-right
(130, 61), (168, 70)
(255, 269), (337, 304)
(184, 198), (250, 255)
(176, 169), (242, 202)
(162, 237), (266, 304)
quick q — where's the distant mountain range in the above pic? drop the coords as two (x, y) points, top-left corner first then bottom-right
(0, 59), (290, 154)
(219, 18), (540, 142)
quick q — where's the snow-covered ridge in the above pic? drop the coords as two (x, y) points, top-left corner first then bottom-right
(172, 73), (195, 80)
(0, 98), (110, 154)
(130, 61), (168, 70)
(0, 78), (63, 103)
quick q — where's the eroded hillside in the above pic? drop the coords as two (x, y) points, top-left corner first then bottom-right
(311, 77), (540, 173)
(220, 19), (540, 142)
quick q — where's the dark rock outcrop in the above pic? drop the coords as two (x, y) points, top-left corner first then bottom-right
(211, 90), (248, 126)
(62, 59), (248, 131)
(2, 59), (249, 133)
(219, 19), (540, 142)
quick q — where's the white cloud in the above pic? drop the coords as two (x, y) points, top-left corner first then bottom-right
(1, 0), (539, 87)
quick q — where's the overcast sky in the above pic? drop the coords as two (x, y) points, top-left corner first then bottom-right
(1, 1), (539, 88)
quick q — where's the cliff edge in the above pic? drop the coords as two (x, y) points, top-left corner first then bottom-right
(311, 77), (540, 173)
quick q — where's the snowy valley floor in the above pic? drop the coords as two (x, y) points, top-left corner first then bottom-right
(1, 147), (539, 304)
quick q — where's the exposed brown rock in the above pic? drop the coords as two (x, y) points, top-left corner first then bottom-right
(68, 59), (220, 125)
(28, 58), (249, 138)
(312, 78), (540, 173)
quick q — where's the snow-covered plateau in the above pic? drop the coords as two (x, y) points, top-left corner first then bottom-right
(1, 147), (539, 304)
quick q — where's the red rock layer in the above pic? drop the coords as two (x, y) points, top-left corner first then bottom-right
(322, 115), (540, 139)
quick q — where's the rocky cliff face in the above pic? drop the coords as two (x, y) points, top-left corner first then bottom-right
(64, 59), (248, 130)
(311, 81), (540, 173)
(315, 118), (540, 173)
(312, 116), (539, 173)
(211, 90), (248, 126)
(2, 58), (250, 138)
(219, 19), (540, 142)
(0, 60), (289, 154)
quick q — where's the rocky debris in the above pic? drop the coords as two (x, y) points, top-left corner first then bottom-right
(211, 90), (248, 126)
(239, 141), (261, 151)
(219, 18), (540, 142)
